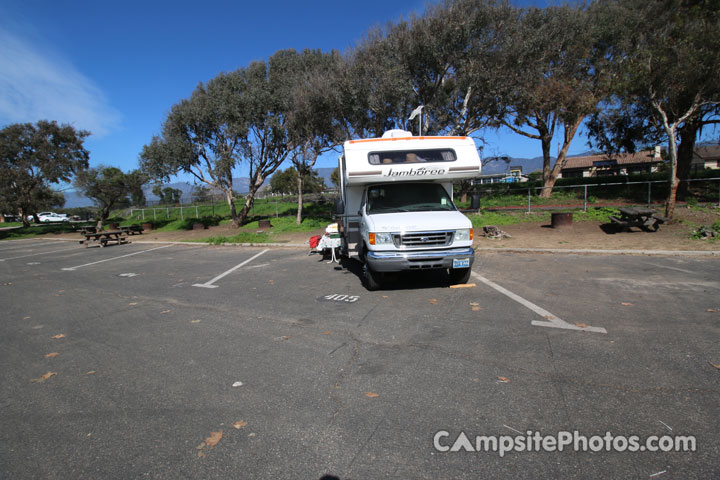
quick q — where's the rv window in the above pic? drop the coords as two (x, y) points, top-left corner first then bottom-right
(368, 149), (456, 165)
(366, 183), (455, 214)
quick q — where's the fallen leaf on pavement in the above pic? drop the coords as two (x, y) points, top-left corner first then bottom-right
(322, 331), (332, 335)
(51, 334), (66, 339)
(191, 319), (201, 324)
(23, 316), (31, 320)
(30, 372), (56, 383)
(87, 371), (96, 375)
(543, 315), (554, 320)
(429, 299), (438, 305)
(232, 421), (248, 430)
(205, 430), (222, 448)
(472, 306), (483, 311)
(575, 323), (588, 328)
(497, 376), (510, 383)
(281, 336), (291, 341)
(450, 283), (476, 289)
(365, 392), (379, 398)
(707, 308), (717, 312)
(160, 310), (172, 314)
(128, 302), (138, 306)
(621, 302), (633, 306)
(710, 363), (720, 370)
(45, 352), (60, 358)
(382, 296), (388, 298)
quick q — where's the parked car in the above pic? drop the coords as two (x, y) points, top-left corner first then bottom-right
(26, 212), (70, 223)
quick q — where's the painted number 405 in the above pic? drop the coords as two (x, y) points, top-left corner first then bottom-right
(324, 294), (359, 303)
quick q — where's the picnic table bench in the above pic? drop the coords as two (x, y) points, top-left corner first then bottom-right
(609, 207), (668, 232)
(119, 225), (144, 235)
(79, 230), (130, 247)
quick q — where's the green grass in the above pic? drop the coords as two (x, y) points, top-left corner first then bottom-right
(466, 207), (619, 227)
(0, 222), (23, 228)
(242, 215), (332, 233)
(0, 223), (81, 240)
(192, 232), (273, 244)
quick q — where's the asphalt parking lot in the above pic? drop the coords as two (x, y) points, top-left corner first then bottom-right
(1, 239), (719, 479)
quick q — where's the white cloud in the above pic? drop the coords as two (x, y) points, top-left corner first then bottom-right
(0, 27), (121, 137)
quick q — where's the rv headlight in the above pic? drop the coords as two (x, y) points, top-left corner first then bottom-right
(455, 229), (473, 242)
(369, 232), (393, 245)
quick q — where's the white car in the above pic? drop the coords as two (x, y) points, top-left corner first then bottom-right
(27, 212), (70, 223)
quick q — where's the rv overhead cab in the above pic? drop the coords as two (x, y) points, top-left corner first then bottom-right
(335, 130), (482, 290)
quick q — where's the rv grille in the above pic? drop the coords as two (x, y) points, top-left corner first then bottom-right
(392, 231), (453, 248)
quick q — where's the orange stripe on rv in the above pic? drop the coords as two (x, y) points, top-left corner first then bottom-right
(348, 136), (469, 144)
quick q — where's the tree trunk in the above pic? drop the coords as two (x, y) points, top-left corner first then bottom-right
(663, 127), (680, 219)
(225, 188), (239, 227)
(296, 175), (304, 226)
(676, 119), (699, 196)
(237, 175), (264, 227)
(538, 135), (553, 199)
(541, 119), (583, 199)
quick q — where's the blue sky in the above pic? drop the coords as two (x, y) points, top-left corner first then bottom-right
(1, 0), (577, 184)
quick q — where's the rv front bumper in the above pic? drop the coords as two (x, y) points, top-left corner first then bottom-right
(366, 247), (475, 272)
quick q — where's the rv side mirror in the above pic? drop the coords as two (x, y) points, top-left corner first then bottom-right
(333, 198), (344, 216)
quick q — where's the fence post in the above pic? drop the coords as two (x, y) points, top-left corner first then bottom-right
(527, 188), (531, 213)
(648, 181), (652, 207)
(180, 205), (184, 221)
(142, 209), (145, 221)
(153, 208), (156, 221)
(195, 206), (199, 218)
(584, 185), (588, 212)
(166, 208), (169, 219)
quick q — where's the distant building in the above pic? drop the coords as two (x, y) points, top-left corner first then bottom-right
(559, 147), (664, 178)
(477, 166), (529, 184)
(690, 145), (720, 174)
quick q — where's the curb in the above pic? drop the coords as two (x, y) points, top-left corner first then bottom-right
(475, 247), (720, 256)
(5, 237), (719, 256)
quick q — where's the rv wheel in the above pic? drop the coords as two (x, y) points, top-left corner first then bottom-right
(449, 267), (472, 285)
(363, 263), (382, 291)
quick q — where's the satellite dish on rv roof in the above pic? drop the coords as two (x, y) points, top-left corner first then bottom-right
(381, 129), (412, 139)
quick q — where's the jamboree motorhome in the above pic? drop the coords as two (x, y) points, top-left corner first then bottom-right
(335, 130), (482, 290)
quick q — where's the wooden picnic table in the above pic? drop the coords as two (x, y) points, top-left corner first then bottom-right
(610, 207), (668, 232)
(79, 230), (129, 247)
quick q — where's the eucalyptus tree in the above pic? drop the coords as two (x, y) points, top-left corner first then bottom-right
(0, 121), (89, 226)
(74, 166), (138, 230)
(587, 0), (720, 218)
(335, 28), (416, 138)
(140, 71), (248, 225)
(237, 50), (338, 227)
(394, 0), (514, 136)
(285, 49), (345, 224)
(495, 4), (611, 198)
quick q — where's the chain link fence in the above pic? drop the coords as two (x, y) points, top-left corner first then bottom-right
(468, 177), (720, 213)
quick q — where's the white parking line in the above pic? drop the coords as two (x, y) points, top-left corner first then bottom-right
(61, 245), (173, 271)
(471, 272), (607, 334)
(0, 246), (80, 262)
(193, 249), (269, 289)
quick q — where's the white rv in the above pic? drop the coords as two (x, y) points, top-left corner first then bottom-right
(335, 130), (481, 290)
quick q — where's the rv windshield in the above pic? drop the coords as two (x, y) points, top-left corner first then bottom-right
(366, 183), (456, 214)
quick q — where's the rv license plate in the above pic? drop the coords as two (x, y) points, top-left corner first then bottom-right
(452, 258), (470, 269)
